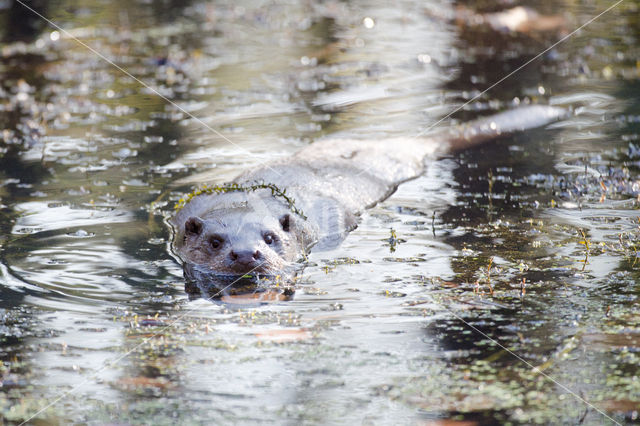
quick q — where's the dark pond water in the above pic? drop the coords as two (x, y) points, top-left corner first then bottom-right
(1, 0), (640, 424)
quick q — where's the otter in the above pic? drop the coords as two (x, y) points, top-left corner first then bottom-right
(171, 105), (565, 291)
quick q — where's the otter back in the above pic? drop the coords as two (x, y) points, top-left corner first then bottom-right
(172, 105), (566, 278)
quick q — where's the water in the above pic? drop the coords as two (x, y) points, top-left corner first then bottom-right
(1, 0), (640, 424)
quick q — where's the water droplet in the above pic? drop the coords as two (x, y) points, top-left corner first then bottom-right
(50, 31), (60, 41)
(113, 148), (133, 159)
(143, 135), (163, 143)
(417, 54), (431, 64)
(363, 17), (375, 29)
(68, 229), (93, 238)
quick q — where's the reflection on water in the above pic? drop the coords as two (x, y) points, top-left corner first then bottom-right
(1, 0), (640, 423)
(182, 262), (297, 302)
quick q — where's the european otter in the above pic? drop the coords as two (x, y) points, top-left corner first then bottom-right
(172, 105), (565, 285)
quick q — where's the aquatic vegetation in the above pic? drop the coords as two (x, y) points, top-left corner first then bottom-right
(173, 181), (307, 219)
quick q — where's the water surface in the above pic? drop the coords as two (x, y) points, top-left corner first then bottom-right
(1, 0), (640, 424)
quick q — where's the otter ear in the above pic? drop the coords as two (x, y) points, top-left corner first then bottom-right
(185, 217), (204, 236)
(279, 214), (291, 232)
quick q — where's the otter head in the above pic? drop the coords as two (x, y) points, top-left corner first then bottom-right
(178, 210), (297, 276)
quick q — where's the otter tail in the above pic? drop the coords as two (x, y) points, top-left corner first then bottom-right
(440, 105), (567, 153)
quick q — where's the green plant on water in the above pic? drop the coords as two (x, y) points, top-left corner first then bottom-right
(388, 228), (398, 253)
(578, 228), (590, 271)
(174, 181), (306, 219)
(486, 256), (494, 295)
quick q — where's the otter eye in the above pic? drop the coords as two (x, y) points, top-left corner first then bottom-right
(209, 237), (223, 249)
(263, 233), (275, 245)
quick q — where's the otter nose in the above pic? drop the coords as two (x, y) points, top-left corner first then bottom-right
(229, 249), (261, 265)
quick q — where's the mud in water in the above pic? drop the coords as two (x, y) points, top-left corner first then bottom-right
(1, 0), (640, 424)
